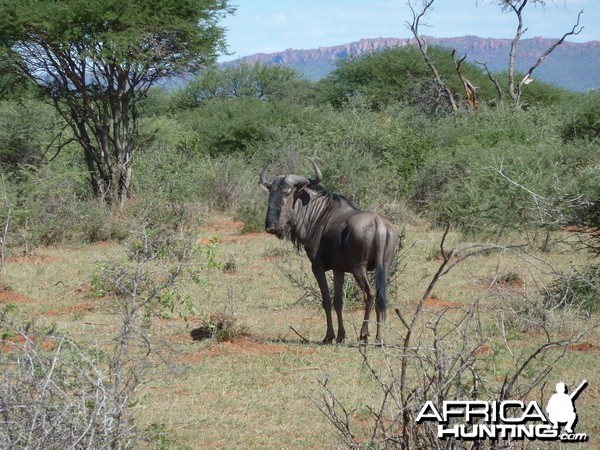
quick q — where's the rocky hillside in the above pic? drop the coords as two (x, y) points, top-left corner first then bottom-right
(223, 36), (600, 92)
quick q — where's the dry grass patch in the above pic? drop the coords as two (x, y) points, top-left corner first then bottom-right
(0, 218), (598, 447)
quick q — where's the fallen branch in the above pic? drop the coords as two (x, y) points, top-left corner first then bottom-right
(289, 325), (310, 343)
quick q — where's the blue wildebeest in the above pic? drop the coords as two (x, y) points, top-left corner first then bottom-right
(260, 160), (398, 344)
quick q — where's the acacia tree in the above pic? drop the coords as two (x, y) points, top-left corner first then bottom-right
(179, 62), (301, 108)
(0, 0), (233, 207)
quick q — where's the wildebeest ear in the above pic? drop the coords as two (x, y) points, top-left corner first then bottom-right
(294, 184), (307, 198)
(259, 165), (271, 192)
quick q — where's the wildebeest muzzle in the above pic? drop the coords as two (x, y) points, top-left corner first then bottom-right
(265, 205), (284, 237)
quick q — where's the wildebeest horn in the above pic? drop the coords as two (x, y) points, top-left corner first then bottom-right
(284, 174), (310, 186)
(309, 159), (322, 186)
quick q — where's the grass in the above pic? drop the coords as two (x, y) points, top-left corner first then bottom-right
(1, 216), (598, 448)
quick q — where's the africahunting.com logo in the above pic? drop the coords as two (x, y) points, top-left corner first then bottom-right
(417, 380), (589, 443)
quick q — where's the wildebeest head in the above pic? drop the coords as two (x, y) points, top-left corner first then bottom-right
(259, 160), (322, 238)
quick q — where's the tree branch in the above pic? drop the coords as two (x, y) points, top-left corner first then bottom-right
(475, 59), (505, 105)
(406, 0), (458, 111)
(518, 9), (584, 90)
(452, 50), (477, 111)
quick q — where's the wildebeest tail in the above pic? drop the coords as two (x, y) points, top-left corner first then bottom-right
(375, 219), (390, 319)
(375, 264), (387, 319)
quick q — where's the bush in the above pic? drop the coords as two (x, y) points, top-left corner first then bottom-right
(0, 99), (56, 170)
(321, 46), (568, 112)
(234, 198), (265, 234)
(190, 312), (248, 342)
(174, 96), (313, 157)
(544, 264), (600, 316)
(257, 103), (402, 207)
(408, 107), (597, 234)
(562, 91), (600, 143)
(133, 132), (260, 228)
(176, 62), (302, 108)
(7, 161), (128, 248)
(0, 324), (139, 448)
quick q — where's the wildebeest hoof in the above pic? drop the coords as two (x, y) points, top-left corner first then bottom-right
(322, 335), (335, 344)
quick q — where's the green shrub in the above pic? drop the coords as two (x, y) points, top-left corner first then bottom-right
(0, 99), (56, 170)
(7, 159), (128, 247)
(321, 46), (568, 112)
(544, 264), (599, 316)
(258, 103), (402, 207)
(562, 91), (600, 143)
(234, 199), (265, 234)
(177, 62), (302, 108)
(175, 96), (313, 157)
(408, 106), (597, 234)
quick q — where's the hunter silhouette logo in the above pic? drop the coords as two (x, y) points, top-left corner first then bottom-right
(416, 380), (589, 442)
(546, 380), (587, 434)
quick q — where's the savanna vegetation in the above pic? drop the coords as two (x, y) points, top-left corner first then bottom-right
(0, 2), (599, 447)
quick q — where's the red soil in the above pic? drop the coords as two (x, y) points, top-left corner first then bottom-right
(0, 286), (34, 303)
(0, 333), (55, 353)
(562, 225), (600, 236)
(43, 302), (97, 316)
(199, 218), (264, 244)
(173, 337), (315, 365)
(568, 342), (599, 352)
(202, 218), (244, 234)
(421, 294), (464, 308)
(473, 345), (494, 356)
(75, 284), (93, 294)
(8, 254), (64, 264)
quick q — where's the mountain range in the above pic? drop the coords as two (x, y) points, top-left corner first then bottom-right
(223, 36), (600, 92)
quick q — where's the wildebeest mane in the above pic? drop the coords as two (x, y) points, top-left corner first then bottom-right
(286, 185), (358, 253)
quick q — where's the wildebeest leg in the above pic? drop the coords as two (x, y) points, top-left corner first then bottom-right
(313, 264), (335, 344)
(333, 271), (346, 343)
(353, 269), (374, 342)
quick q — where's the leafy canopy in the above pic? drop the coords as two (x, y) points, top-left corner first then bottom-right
(178, 62), (302, 109)
(0, 0), (233, 80)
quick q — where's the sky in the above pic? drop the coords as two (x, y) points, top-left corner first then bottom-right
(219, 0), (599, 61)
